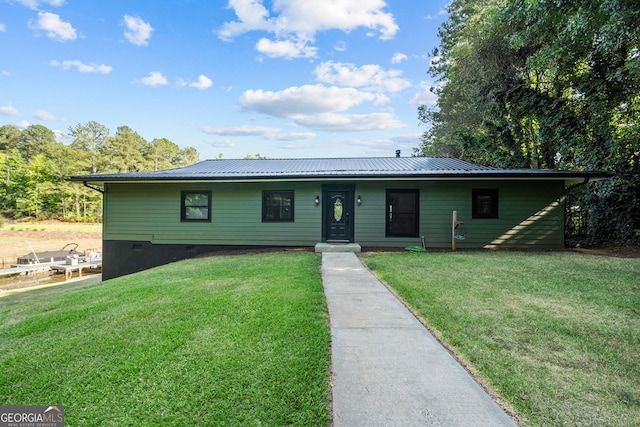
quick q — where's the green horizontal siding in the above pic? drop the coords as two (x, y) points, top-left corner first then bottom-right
(104, 179), (565, 248)
(353, 180), (564, 248)
(104, 182), (322, 245)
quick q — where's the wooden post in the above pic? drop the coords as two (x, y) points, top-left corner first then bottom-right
(452, 211), (457, 251)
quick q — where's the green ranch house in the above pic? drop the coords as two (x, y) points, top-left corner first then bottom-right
(72, 157), (610, 279)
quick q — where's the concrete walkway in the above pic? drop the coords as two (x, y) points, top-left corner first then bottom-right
(321, 252), (518, 427)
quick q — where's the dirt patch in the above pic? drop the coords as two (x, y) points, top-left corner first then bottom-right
(192, 245), (640, 259)
(0, 229), (102, 264)
(193, 247), (315, 258)
(0, 228), (102, 293)
(363, 245), (640, 258)
(571, 245), (640, 258)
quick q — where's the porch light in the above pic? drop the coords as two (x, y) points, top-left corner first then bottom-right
(357, 195), (362, 205)
(315, 195), (320, 205)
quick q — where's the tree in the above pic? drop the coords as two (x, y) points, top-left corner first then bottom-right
(418, 0), (640, 243)
(68, 121), (109, 174)
(149, 138), (181, 171)
(177, 146), (200, 166)
(419, 0), (569, 169)
(0, 124), (21, 153)
(505, 0), (640, 242)
(0, 121), (201, 221)
(102, 126), (152, 173)
(18, 124), (56, 164)
(0, 149), (28, 215)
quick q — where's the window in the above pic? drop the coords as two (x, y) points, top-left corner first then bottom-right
(181, 191), (211, 222)
(472, 189), (499, 218)
(386, 189), (419, 237)
(262, 190), (294, 222)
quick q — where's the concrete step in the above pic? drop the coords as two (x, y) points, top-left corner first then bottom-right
(315, 243), (361, 253)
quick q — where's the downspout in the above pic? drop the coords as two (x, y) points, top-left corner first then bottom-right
(81, 181), (105, 250)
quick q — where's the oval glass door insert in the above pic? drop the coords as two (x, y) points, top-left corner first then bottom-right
(334, 198), (343, 221)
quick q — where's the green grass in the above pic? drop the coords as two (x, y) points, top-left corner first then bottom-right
(0, 252), (331, 426)
(361, 251), (640, 426)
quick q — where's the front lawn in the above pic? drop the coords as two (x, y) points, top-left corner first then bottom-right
(0, 252), (331, 426)
(361, 251), (640, 426)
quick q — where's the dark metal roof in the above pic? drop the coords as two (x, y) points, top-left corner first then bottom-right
(70, 157), (612, 183)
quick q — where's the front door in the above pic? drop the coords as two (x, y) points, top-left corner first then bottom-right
(324, 188), (354, 243)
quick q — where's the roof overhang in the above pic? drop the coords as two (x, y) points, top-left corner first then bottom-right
(73, 172), (610, 189)
(69, 157), (612, 189)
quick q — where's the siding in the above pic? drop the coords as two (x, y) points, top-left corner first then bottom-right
(353, 180), (564, 248)
(104, 179), (565, 248)
(104, 182), (322, 245)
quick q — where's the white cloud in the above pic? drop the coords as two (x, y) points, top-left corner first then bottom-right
(201, 125), (281, 136)
(391, 52), (407, 64)
(294, 112), (404, 132)
(192, 75), (213, 90)
(29, 11), (77, 41)
(314, 61), (411, 93)
(179, 74), (213, 90)
(267, 131), (316, 141)
(424, 7), (451, 20)
(139, 71), (168, 87)
(123, 15), (153, 46)
(220, 0), (398, 39)
(0, 23), (6, 32)
(390, 133), (422, 145)
(200, 125), (315, 141)
(34, 109), (64, 121)
(240, 84), (383, 117)
(49, 59), (112, 73)
(424, 8), (448, 20)
(333, 41), (347, 52)
(238, 84), (403, 132)
(206, 138), (236, 148)
(16, 120), (30, 129)
(219, 0), (271, 38)
(409, 82), (439, 106)
(1, 102), (19, 116)
(1, 70), (9, 76)
(256, 38), (317, 59)
(15, 0), (64, 10)
(218, 0), (398, 58)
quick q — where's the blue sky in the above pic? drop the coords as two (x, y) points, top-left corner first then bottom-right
(1, 0), (448, 159)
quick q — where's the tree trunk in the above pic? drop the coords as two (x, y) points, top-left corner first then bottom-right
(74, 189), (81, 219)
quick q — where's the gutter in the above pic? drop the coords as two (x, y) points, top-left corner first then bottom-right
(565, 177), (590, 194)
(83, 181), (104, 194)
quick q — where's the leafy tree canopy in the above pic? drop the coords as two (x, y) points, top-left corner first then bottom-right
(418, 0), (640, 243)
(0, 121), (200, 222)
